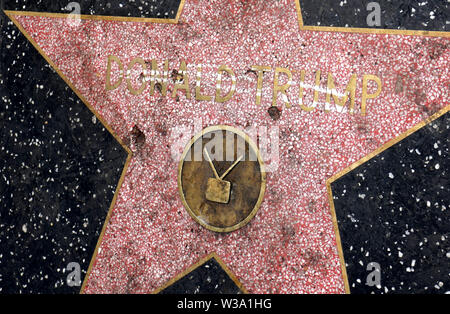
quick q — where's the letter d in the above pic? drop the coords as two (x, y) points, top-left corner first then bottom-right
(106, 55), (124, 91)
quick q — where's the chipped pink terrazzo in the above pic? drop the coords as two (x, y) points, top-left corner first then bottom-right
(12, 0), (449, 293)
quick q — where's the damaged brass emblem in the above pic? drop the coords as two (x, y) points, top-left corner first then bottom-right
(178, 126), (266, 233)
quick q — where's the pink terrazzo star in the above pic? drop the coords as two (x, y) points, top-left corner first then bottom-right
(9, 0), (449, 293)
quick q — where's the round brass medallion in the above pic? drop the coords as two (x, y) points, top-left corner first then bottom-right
(178, 126), (266, 233)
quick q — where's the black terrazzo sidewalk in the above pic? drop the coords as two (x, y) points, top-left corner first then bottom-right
(331, 112), (449, 294)
(3, 0), (182, 19)
(159, 257), (244, 294)
(0, 5), (129, 294)
(299, 0), (449, 31)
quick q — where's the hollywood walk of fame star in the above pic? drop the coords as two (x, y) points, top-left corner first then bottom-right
(5, 0), (448, 293)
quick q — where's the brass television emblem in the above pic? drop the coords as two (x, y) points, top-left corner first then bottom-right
(178, 126), (266, 233)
